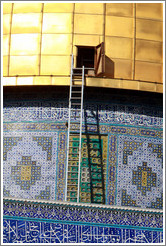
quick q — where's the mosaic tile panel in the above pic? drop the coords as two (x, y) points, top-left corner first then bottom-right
(11, 156), (41, 190)
(3, 137), (22, 161)
(3, 132), (58, 200)
(3, 100), (162, 128)
(4, 199), (163, 229)
(56, 132), (67, 201)
(3, 93), (163, 209)
(3, 218), (163, 243)
(117, 136), (163, 209)
(3, 199), (163, 243)
(67, 135), (107, 204)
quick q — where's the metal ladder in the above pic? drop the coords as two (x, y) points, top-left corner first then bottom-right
(65, 54), (85, 203)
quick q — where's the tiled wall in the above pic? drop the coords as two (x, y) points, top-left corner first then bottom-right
(3, 199), (163, 243)
(3, 87), (163, 209)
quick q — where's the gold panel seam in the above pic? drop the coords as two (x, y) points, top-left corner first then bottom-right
(135, 17), (163, 22)
(39, 3), (44, 75)
(132, 3), (136, 80)
(8, 3), (14, 76)
(134, 60), (162, 64)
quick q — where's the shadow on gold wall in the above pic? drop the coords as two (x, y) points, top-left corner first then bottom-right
(105, 56), (114, 78)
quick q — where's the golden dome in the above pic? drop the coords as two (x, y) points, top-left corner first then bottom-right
(3, 3), (163, 93)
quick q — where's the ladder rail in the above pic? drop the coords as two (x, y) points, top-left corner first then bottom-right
(65, 54), (85, 203)
(77, 66), (84, 203)
(65, 54), (74, 202)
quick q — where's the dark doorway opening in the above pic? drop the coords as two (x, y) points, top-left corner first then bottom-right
(76, 46), (95, 68)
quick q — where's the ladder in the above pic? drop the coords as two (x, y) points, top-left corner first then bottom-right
(65, 54), (85, 203)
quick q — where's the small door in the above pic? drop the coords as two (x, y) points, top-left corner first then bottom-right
(95, 42), (105, 77)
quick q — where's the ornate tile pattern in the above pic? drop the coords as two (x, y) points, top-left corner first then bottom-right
(3, 137), (22, 161)
(117, 136), (163, 209)
(3, 95), (163, 210)
(67, 135), (107, 204)
(11, 156), (41, 190)
(33, 137), (52, 161)
(3, 99), (162, 128)
(3, 199), (163, 243)
(3, 218), (163, 243)
(56, 132), (67, 201)
(3, 132), (58, 200)
(3, 199), (163, 229)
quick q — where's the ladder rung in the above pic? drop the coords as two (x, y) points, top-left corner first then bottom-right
(71, 122), (80, 124)
(71, 103), (81, 105)
(69, 146), (79, 148)
(68, 171), (78, 173)
(71, 97), (81, 99)
(70, 108), (81, 111)
(72, 85), (82, 87)
(67, 190), (77, 192)
(67, 178), (79, 180)
(68, 160), (79, 162)
(68, 165), (79, 168)
(69, 153), (79, 155)
(73, 68), (83, 70)
(69, 140), (79, 142)
(67, 184), (78, 186)
(70, 116), (81, 119)
(73, 79), (82, 81)
(72, 91), (81, 94)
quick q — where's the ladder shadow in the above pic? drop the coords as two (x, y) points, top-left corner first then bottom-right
(84, 105), (105, 204)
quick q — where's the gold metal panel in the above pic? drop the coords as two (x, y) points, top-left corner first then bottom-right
(106, 3), (133, 17)
(34, 76), (51, 85)
(44, 3), (74, 13)
(40, 56), (70, 75)
(12, 14), (42, 34)
(3, 14), (11, 34)
(17, 77), (34, 85)
(120, 80), (139, 90)
(136, 39), (162, 63)
(9, 56), (39, 76)
(3, 77), (17, 86)
(106, 16), (134, 38)
(136, 3), (163, 20)
(104, 79), (120, 89)
(3, 3), (13, 14)
(42, 34), (72, 55)
(73, 34), (100, 47)
(3, 35), (9, 56)
(136, 19), (162, 41)
(156, 84), (163, 93)
(139, 82), (156, 92)
(86, 77), (120, 88)
(74, 14), (103, 35)
(10, 34), (40, 55)
(75, 3), (104, 14)
(52, 77), (70, 85)
(112, 58), (132, 80)
(105, 36), (133, 59)
(43, 13), (72, 33)
(13, 3), (42, 13)
(135, 61), (162, 83)
(3, 56), (8, 76)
